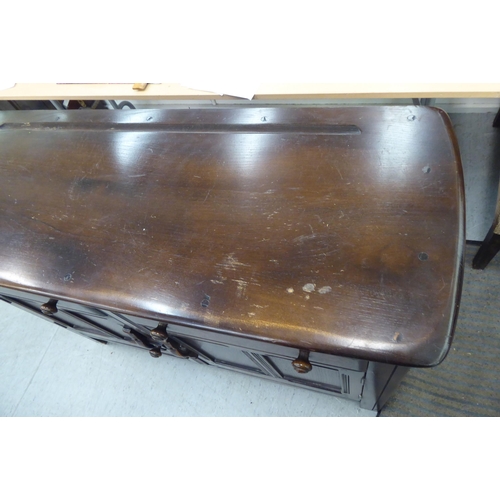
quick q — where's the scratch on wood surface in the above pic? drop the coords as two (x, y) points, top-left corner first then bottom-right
(217, 253), (251, 271)
(203, 175), (218, 203)
(203, 189), (212, 203)
(293, 234), (316, 244)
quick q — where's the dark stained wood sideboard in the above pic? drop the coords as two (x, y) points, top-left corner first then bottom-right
(0, 106), (465, 412)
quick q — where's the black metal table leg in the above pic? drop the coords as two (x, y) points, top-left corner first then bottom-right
(472, 225), (500, 269)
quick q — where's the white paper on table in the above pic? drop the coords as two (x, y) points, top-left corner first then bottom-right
(182, 82), (257, 100)
(0, 83), (15, 91)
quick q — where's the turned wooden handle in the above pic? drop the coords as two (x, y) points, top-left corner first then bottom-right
(149, 347), (162, 358)
(150, 322), (168, 341)
(292, 349), (312, 374)
(166, 343), (189, 358)
(40, 299), (58, 316)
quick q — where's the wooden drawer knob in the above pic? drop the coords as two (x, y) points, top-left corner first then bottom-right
(292, 349), (312, 374)
(40, 299), (58, 316)
(149, 347), (162, 358)
(150, 323), (168, 341)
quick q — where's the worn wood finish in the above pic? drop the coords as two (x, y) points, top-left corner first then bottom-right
(0, 107), (464, 369)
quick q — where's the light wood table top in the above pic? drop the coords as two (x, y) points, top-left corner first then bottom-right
(1, 83), (500, 100)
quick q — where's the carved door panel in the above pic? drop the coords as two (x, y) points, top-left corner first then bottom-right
(177, 337), (270, 376)
(0, 292), (138, 346)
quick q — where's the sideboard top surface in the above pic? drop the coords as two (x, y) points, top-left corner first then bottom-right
(0, 106), (464, 366)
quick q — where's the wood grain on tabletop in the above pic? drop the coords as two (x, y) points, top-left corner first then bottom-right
(0, 106), (465, 366)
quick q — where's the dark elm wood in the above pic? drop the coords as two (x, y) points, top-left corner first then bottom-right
(0, 106), (465, 410)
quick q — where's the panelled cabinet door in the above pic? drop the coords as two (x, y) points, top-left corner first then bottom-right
(171, 332), (365, 399)
(0, 291), (138, 346)
(178, 337), (271, 376)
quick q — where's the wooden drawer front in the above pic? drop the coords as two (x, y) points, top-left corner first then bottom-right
(169, 324), (368, 372)
(118, 313), (368, 373)
(0, 288), (368, 374)
(262, 355), (364, 399)
(171, 333), (365, 398)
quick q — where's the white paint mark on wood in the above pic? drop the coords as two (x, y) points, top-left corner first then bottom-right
(217, 253), (251, 271)
(232, 279), (248, 299)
